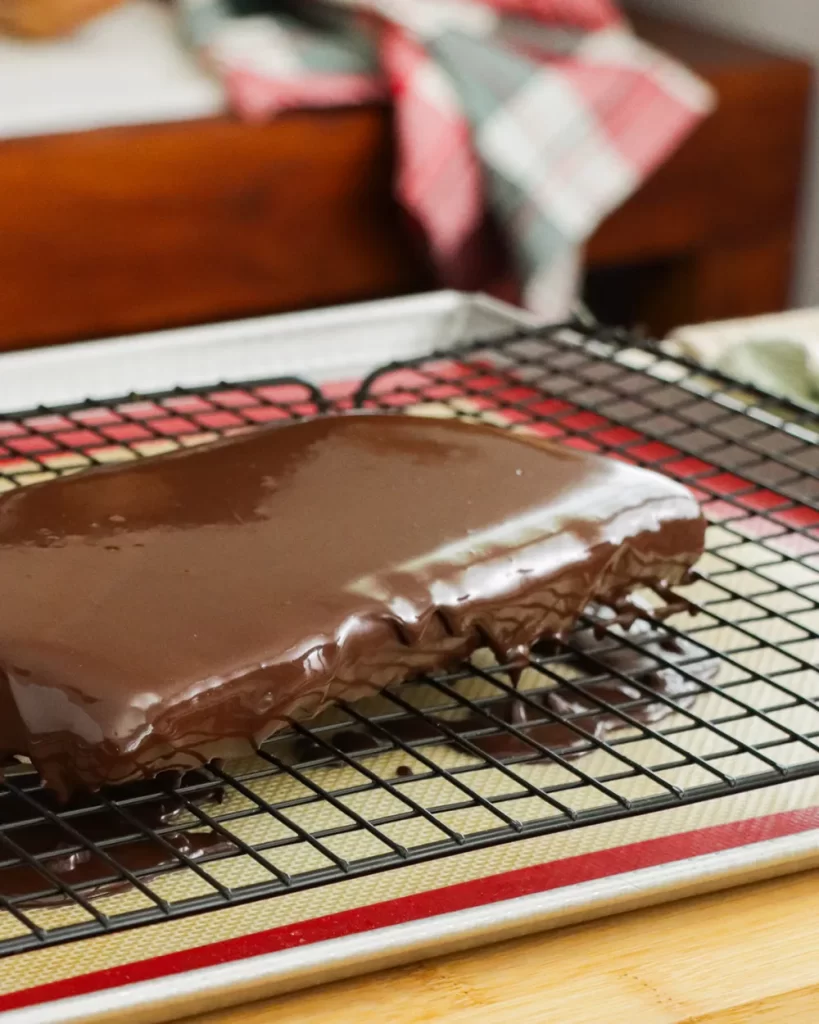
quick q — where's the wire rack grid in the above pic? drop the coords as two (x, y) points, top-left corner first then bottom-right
(0, 319), (818, 959)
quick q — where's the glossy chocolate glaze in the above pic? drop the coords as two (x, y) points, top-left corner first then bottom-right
(0, 413), (705, 796)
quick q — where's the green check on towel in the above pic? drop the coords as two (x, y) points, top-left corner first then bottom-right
(669, 311), (819, 409)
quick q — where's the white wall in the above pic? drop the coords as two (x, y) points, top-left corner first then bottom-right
(628, 0), (819, 307)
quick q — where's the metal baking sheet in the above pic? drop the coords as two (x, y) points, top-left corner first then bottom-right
(0, 291), (536, 413)
(1, 292), (818, 1024)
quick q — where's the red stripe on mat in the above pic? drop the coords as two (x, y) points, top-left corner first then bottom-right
(3, 805), (819, 1012)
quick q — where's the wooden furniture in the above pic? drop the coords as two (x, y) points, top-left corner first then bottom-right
(586, 13), (813, 334)
(182, 868), (819, 1024)
(0, 12), (811, 352)
(0, 0), (123, 38)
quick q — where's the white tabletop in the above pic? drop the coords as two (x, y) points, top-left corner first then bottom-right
(0, 0), (226, 139)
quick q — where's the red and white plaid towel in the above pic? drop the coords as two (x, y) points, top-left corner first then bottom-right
(180, 0), (714, 316)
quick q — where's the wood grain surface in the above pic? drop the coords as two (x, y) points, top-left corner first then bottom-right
(179, 869), (819, 1024)
(0, 109), (431, 351)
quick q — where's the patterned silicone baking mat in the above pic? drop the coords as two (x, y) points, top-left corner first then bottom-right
(0, 319), (817, 995)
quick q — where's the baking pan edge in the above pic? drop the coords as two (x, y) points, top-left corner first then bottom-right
(7, 828), (819, 1024)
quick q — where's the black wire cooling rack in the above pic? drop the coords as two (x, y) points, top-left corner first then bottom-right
(1, 318), (818, 958)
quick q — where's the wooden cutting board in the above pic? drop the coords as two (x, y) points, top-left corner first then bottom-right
(181, 868), (819, 1024)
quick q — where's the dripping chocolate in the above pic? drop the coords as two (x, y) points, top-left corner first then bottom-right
(0, 413), (706, 797)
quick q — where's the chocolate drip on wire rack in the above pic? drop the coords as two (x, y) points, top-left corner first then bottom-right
(0, 316), (816, 956)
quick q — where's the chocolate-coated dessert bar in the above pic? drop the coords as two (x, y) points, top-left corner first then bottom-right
(0, 413), (705, 795)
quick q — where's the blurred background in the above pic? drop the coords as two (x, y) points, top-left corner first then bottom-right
(0, 0), (815, 354)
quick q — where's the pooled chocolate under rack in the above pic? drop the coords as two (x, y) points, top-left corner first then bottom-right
(0, 601), (716, 908)
(295, 598), (718, 765)
(0, 773), (231, 906)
